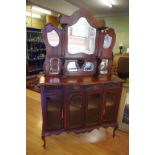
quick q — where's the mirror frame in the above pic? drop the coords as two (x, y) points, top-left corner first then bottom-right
(42, 24), (62, 57)
(60, 9), (105, 59)
(98, 28), (116, 58)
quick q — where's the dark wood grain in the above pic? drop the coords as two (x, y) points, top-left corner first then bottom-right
(98, 28), (116, 58)
(40, 9), (123, 148)
(40, 76), (123, 147)
(59, 8), (105, 28)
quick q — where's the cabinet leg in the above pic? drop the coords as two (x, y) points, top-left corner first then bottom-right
(113, 125), (118, 138)
(42, 136), (46, 149)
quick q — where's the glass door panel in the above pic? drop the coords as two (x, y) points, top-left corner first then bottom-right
(46, 94), (62, 130)
(68, 94), (83, 128)
(86, 93), (101, 126)
(103, 90), (118, 122)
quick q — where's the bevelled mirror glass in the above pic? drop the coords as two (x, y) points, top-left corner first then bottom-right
(99, 59), (108, 74)
(68, 17), (96, 54)
(103, 34), (112, 49)
(67, 61), (78, 72)
(84, 62), (94, 71)
(49, 58), (60, 74)
(47, 30), (60, 47)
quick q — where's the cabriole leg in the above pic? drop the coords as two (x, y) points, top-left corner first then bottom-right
(113, 125), (118, 138)
(42, 136), (46, 149)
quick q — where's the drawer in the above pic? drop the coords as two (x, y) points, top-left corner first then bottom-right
(44, 85), (63, 94)
(65, 84), (104, 92)
(82, 85), (104, 90)
(104, 83), (121, 88)
(65, 85), (81, 91)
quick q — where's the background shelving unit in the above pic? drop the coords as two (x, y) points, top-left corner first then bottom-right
(26, 27), (46, 76)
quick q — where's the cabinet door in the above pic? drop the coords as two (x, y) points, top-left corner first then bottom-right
(103, 89), (120, 123)
(85, 92), (102, 127)
(67, 93), (84, 129)
(46, 93), (63, 130)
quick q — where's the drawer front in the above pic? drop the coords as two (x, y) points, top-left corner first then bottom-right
(82, 85), (104, 90)
(44, 85), (63, 94)
(104, 83), (121, 89)
(65, 84), (104, 92)
(65, 85), (82, 91)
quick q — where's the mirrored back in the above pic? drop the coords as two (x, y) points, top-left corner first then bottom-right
(68, 17), (96, 55)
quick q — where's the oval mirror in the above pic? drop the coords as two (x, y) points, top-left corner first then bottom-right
(68, 17), (96, 54)
(103, 34), (112, 49)
(47, 30), (60, 47)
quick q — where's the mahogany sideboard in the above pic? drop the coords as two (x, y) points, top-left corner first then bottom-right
(39, 8), (123, 148)
(40, 76), (123, 148)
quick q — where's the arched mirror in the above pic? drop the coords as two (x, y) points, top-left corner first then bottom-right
(103, 34), (112, 49)
(47, 30), (60, 47)
(68, 17), (96, 55)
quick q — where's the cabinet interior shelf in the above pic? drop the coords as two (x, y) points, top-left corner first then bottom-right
(29, 68), (43, 72)
(27, 58), (45, 61)
(27, 41), (44, 43)
(27, 49), (46, 51)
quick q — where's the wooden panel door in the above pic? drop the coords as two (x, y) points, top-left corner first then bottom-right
(45, 93), (63, 130)
(102, 89), (121, 123)
(85, 91), (102, 127)
(67, 93), (84, 129)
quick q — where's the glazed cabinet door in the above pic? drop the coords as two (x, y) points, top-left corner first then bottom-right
(102, 89), (121, 123)
(85, 92), (102, 127)
(66, 93), (84, 129)
(45, 93), (63, 130)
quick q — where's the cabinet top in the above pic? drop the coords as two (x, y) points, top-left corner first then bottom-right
(39, 75), (124, 86)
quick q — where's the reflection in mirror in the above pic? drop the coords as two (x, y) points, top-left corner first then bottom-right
(99, 59), (108, 74)
(47, 30), (60, 47)
(84, 62), (94, 71)
(67, 61), (78, 72)
(103, 34), (112, 49)
(49, 58), (60, 74)
(68, 17), (96, 54)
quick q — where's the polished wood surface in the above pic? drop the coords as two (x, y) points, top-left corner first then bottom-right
(39, 75), (123, 86)
(40, 8), (123, 149)
(59, 8), (105, 28)
(26, 91), (129, 155)
(40, 75), (123, 147)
